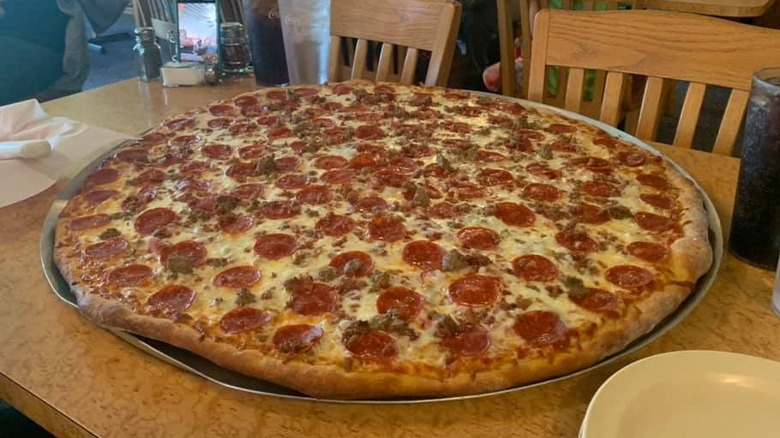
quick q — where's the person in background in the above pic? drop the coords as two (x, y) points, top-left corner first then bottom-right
(0, 0), (128, 106)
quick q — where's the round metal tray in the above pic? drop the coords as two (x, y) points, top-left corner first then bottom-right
(39, 97), (724, 404)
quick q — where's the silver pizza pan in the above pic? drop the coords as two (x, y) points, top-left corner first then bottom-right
(40, 97), (724, 404)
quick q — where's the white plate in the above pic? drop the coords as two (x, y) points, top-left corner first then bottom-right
(581, 351), (780, 438)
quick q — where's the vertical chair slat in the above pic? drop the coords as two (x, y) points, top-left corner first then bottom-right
(400, 48), (419, 84)
(674, 82), (706, 148)
(635, 76), (665, 140)
(328, 36), (342, 82)
(599, 71), (627, 127)
(713, 89), (750, 155)
(376, 43), (395, 81)
(351, 39), (369, 80)
(565, 68), (585, 113)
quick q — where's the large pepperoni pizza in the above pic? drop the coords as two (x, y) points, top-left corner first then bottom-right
(53, 81), (712, 399)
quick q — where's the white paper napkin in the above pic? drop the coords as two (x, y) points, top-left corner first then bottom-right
(0, 99), (134, 208)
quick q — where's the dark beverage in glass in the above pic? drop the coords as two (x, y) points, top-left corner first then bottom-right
(242, 0), (289, 86)
(729, 67), (780, 271)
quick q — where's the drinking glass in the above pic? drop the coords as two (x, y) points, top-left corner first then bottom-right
(278, 0), (331, 85)
(729, 67), (780, 271)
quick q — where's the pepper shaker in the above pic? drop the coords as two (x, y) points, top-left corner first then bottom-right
(133, 27), (163, 81)
(219, 22), (252, 76)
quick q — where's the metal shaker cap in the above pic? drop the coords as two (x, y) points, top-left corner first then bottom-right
(134, 27), (156, 42)
(220, 22), (245, 39)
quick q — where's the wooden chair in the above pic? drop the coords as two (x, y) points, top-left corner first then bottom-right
(528, 9), (780, 155)
(496, 0), (637, 100)
(328, 0), (462, 87)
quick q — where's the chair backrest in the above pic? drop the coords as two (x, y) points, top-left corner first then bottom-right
(528, 9), (780, 155)
(497, 0), (634, 100)
(328, 0), (462, 87)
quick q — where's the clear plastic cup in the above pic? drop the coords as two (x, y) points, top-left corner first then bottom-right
(278, 0), (331, 85)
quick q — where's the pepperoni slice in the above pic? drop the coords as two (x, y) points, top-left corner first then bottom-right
(219, 307), (270, 334)
(138, 132), (167, 146)
(83, 238), (129, 260)
(512, 255), (559, 282)
(526, 163), (562, 180)
(115, 148), (148, 163)
(70, 214), (110, 231)
(513, 310), (567, 348)
(163, 240), (207, 267)
(272, 324), (324, 353)
(593, 136), (622, 149)
(523, 183), (561, 202)
(164, 117), (196, 131)
(385, 157), (418, 174)
(344, 331), (398, 361)
(454, 183), (485, 200)
(180, 161), (212, 174)
(476, 150), (506, 162)
(275, 173), (308, 189)
(332, 83), (352, 95)
(640, 193), (674, 210)
(568, 156), (613, 174)
(267, 127), (295, 140)
(330, 251), (374, 277)
(619, 150), (647, 166)
(296, 184), (332, 205)
(175, 178), (211, 194)
(253, 234), (298, 260)
(555, 231), (598, 253)
(134, 208), (178, 235)
(255, 115), (279, 126)
(354, 125), (386, 140)
(147, 285), (196, 314)
(169, 134), (200, 148)
(131, 169), (166, 186)
(441, 326), (491, 356)
(637, 174), (668, 190)
(573, 203), (610, 224)
(219, 215), (254, 234)
(548, 123), (577, 133)
(426, 201), (460, 219)
(402, 240), (445, 271)
(373, 170), (405, 188)
(213, 266), (261, 288)
(569, 288), (620, 318)
(290, 282), (338, 315)
(354, 196), (388, 213)
(107, 264), (153, 287)
(238, 144), (267, 159)
(314, 155), (348, 169)
(457, 227), (500, 250)
(606, 265), (653, 289)
(449, 274), (501, 307)
(477, 168), (514, 186)
(233, 95), (258, 107)
(226, 161), (257, 181)
(316, 213), (355, 237)
(627, 242), (669, 263)
(262, 201), (301, 219)
(208, 117), (232, 129)
(86, 168), (119, 186)
(320, 169), (355, 185)
(368, 216), (406, 242)
(209, 104), (235, 116)
(376, 287), (424, 321)
(275, 156), (301, 172)
(81, 190), (117, 205)
(230, 183), (265, 199)
(494, 202), (535, 227)
(635, 212), (675, 232)
(580, 181), (620, 198)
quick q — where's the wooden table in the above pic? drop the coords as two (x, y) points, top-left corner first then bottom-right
(1, 79), (778, 438)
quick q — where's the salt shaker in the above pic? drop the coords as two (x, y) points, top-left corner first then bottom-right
(133, 27), (163, 81)
(219, 22), (252, 76)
